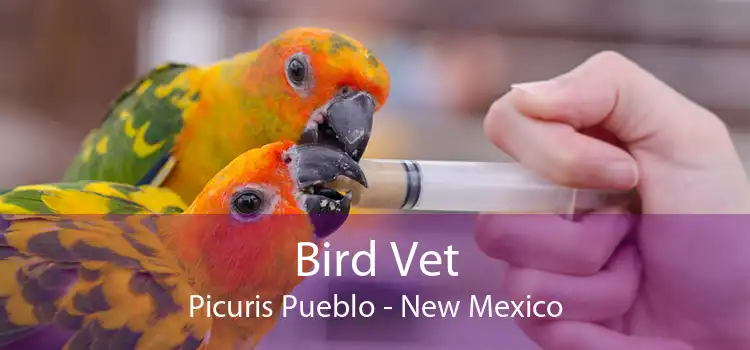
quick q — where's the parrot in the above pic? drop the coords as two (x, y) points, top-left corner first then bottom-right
(62, 27), (389, 207)
(0, 141), (368, 349)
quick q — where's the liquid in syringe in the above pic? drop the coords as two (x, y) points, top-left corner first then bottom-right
(332, 159), (635, 213)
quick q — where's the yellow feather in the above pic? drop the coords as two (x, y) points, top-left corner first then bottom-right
(81, 182), (130, 200)
(12, 184), (67, 193)
(6, 292), (36, 325)
(40, 190), (113, 215)
(154, 69), (202, 121)
(129, 185), (186, 213)
(135, 79), (153, 96)
(95, 135), (109, 155)
(80, 131), (96, 162)
(132, 121), (167, 158)
(0, 202), (33, 214)
(0, 259), (37, 326)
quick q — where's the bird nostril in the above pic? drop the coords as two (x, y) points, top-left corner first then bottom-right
(337, 86), (357, 99)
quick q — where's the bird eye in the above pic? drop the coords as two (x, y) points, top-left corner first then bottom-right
(286, 56), (308, 86)
(231, 189), (265, 218)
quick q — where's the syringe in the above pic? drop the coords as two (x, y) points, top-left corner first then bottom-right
(333, 159), (637, 213)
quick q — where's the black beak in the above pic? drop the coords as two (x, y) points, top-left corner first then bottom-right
(299, 91), (375, 162)
(284, 144), (368, 239)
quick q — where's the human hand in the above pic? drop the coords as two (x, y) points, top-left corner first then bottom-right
(476, 51), (750, 350)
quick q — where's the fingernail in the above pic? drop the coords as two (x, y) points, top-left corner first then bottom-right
(604, 161), (639, 189)
(510, 79), (561, 95)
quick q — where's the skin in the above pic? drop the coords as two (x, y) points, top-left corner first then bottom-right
(476, 51), (750, 350)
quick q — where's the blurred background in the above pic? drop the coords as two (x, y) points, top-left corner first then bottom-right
(1, 0), (750, 348)
(3, 0), (750, 187)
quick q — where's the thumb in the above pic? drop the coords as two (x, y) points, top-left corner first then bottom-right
(510, 51), (723, 157)
(484, 51), (741, 195)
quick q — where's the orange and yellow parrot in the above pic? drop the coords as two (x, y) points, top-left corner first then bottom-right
(62, 27), (389, 206)
(0, 141), (367, 349)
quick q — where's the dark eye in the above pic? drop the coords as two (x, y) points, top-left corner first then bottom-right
(286, 57), (307, 85)
(231, 189), (265, 217)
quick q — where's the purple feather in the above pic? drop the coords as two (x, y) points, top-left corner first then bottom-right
(0, 326), (72, 350)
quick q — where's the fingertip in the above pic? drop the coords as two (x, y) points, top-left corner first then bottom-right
(482, 96), (514, 152)
(510, 80), (564, 102)
(602, 160), (640, 190)
(482, 87), (639, 192)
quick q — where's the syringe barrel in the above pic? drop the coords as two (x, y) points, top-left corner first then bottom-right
(345, 159), (634, 213)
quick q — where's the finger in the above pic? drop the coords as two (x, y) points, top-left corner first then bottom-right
(475, 207), (633, 275)
(483, 50), (739, 191)
(503, 245), (641, 322)
(483, 94), (639, 190)
(518, 320), (693, 350)
(511, 51), (722, 153)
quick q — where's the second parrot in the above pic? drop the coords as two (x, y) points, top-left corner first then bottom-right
(62, 27), (390, 206)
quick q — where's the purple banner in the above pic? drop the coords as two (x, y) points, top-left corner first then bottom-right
(2, 213), (748, 350)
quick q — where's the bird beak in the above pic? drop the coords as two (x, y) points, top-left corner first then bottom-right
(284, 144), (368, 239)
(299, 91), (376, 162)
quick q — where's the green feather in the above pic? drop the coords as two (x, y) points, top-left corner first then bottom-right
(0, 181), (188, 215)
(62, 63), (195, 187)
(0, 189), (56, 214)
(105, 195), (152, 214)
